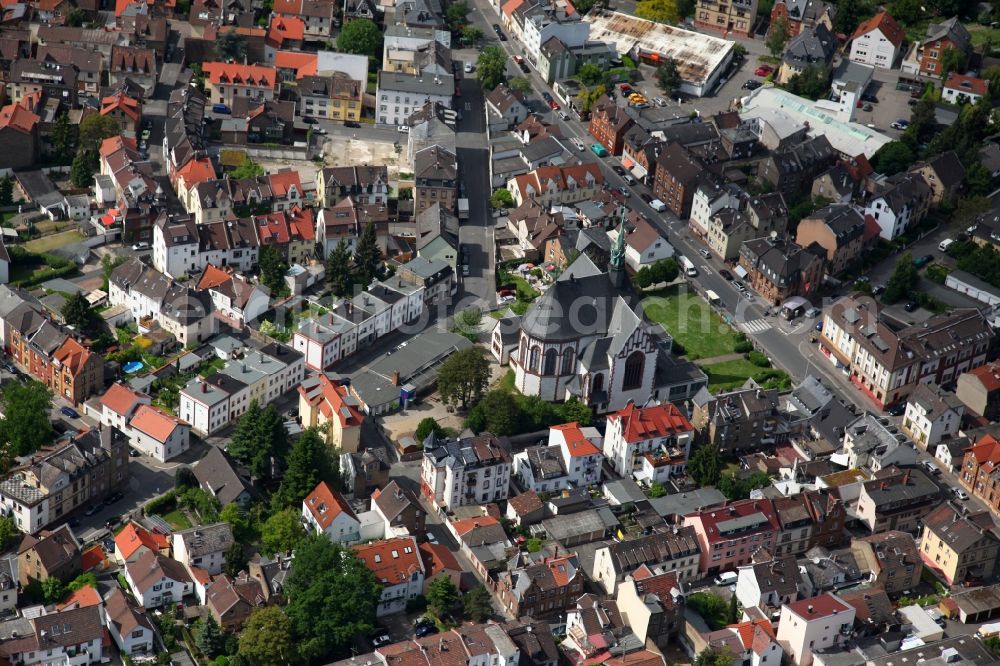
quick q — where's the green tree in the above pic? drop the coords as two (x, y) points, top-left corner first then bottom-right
(688, 445), (722, 486)
(326, 239), (353, 296)
(687, 592), (729, 630)
(71, 149), (97, 188)
(784, 64), (829, 100)
(337, 19), (383, 58)
(954, 196), (992, 230)
(766, 15), (790, 58)
(437, 347), (491, 409)
(635, 0), (678, 23)
(0, 177), (13, 207)
(633, 266), (655, 289)
(695, 648), (735, 666)
(195, 616), (226, 659)
(261, 508), (307, 556)
(832, 0), (873, 35)
(227, 401), (289, 481)
(508, 77), (533, 95)
(465, 390), (518, 434)
(575, 84), (606, 113)
(50, 113), (75, 164)
(477, 46), (509, 92)
(728, 592), (740, 624)
(888, 0), (922, 24)
(175, 466), (197, 489)
(490, 189), (514, 209)
(577, 63), (606, 87)
(223, 542), (248, 578)
(966, 163), (994, 197)
(67, 573), (97, 592)
(258, 244), (289, 297)
(903, 97), (937, 145)
(78, 114), (120, 152)
(654, 59), (681, 95)
(427, 575), (462, 618)
(0, 516), (19, 550)
(354, 220), (381, 288)
(882, 252), (919, 304)
(61, 291), (102, 337)
(871, 141), (916, 176)
(939, 47), (967, 80)
(463, 585), (493, 622)
(445, 1), (468, 30)
(0, 380), (54, 458)
(415, 417), (445, 442)
(41, 577), (66, 605)
(648, 481), (666, 498)
(650, 258), (679, 284)
(239, 606), (295, 665)
(230, 158), (265, 180)
(215, 29), (248, 60)
(284, 536), (382, 661)
(66, 8), (85, 26)
(461, 26), (484, 45)
(220, 503), (255, 544)
(273, 427), (340, 510)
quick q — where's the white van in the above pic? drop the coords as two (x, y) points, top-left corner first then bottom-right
(977, 622), (1000, 639)
(649, 199), (667, 212)
(938, 238), (954, 252)
(678, 255), (697, 277)
(714, 571), (738, 586)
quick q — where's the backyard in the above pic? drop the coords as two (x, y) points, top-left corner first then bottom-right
(23, 229), (84, 253)
(700, 357), (792, 392)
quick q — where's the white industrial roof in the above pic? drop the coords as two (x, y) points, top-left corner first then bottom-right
(738, 86), (891, 158)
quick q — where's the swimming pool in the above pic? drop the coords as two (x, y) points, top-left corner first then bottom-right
(123, 360), (145, 374)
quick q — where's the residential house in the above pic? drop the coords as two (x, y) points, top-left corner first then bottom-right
(757, 135), (835, 196)
(297, 373), (364, 451)
(819, 295), (993, 408)
(841, 412), (918, 474)
(903, 17), (972, 78)
(959, 435), (1000, 517)
(943, 73), (988, 104)
(909, 151), (965, 206)
(591, 526), (703, 593)
(548, 422), (604, 488)
(415, 145), (458, 213)
(795, 204), (868, 276)
(735, 553), (804, 613)
(487, 84), (529, 129)
(0, 98), (39, 171)
(849, 12), (904, 69)
(317, 165), (389, 208)
(129, 405), (190, 462)
(17, 525), (80, 586)
(297, 72), (363, 122)
(652, 142), (703, 218)
(497, 554), (584, 618)
(777, 24), (836, 84)
(694, 0), (756, 36)
(342, 450), (390, 500)
(303, 480), (361, 543)
(0, 605), (106, 666)
(901, 382), (965, 450)
(194, 446), (253, 507)
(109, 45), (157, 95)
(508, 163), (603, 208)
(685, 499), (782, 576)
(420, 434), (511, 510)
(856, 466), (940, 533)
(589, 96), (635, 155)
(376, 72), (454, 126)
(451, 515), (514, 580)
(104, 587), (155, 656)
(395, 256), (454, 305)
(202, 62), (277, 107)
(113, 522), (169, 564)
(603, 401), (694, 483)
(513, 444), (571, 493)
(776, 594), (855, 666)
(615, 567), (684, 649)
(372, 480), (425, 538)
(123, 551), (194, 608)
(702, 619), (783, 666)
(919, 502), (1000, 586)
(772, 490), (846, 556)
(706, 208), (768, 262)
(204, 572), (265, 631)
(864, 171), (933, 241)
(355, 536), (425, 617)
(197, 266), (270, 328)
(172, 523), (234, 577)
(769, 0), (834, 38)
(272, 0), (336, 38)
(607, 216), (675, 271)
(692, 383), (784, 453)
(851, 531), (922, 595)
(0, 428), (129, 534)
(100, 92), (142, 135)
(956, 361), (1000, 420)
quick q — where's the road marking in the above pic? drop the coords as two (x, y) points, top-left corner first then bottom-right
(700, 265), (712, 275)
(742, 318), (772, 334)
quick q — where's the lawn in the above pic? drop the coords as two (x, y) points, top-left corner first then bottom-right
(699, 357), (791, 391)
(24, 230), (84, 253)
(968, 24), (1000, 48)
(642, 285), (741, 360)
(159, 509), (192, 530)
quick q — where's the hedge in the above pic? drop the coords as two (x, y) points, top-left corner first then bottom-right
(144, 490), (177, 516)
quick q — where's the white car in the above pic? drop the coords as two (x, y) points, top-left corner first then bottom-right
(398, 125), (409, 133)
(622, 174), (635, 185)
(953, 488), (969, 500)
(464, 62), (474, 73)
(570, 138), (585, 151)
(699, 249), (711, 259)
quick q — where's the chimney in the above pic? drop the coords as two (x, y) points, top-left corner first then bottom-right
(391, 371), (400, 386)
(202, 381), (207, 393)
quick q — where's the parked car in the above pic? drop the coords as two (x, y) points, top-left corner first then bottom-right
(60, 406), (79, 418)
(84, 504), (101, 516)
(105, 491), (124, 505)
(699, 248), (710, 259)
(872, 284), (885, 296)
(890, 118), (910, 130)
(345, 121), (361, 128)
(622, 174), (635, 185)
(131, 242), (150, 251)
(612, 165), (626, 176)
(570, 138), (585, 151)
(398, 125), (410, 133)
(302, 116), (318, 124)
(953, 488), (969, 501)
(753, 65), (773, 76)
(719, 269), (733, 281)
(913, 254), (934, 268)
(590, 143), (608, 157)
(887, 403), (906, 416)
(904, 301), (918, 312)
(862, 103), (874, 112)
(861, 92), (878, 103)
(742, 80), (762, 90)
(619, 83), (633, 94)
(372, 631), (392, 648)
(549, 100), (560, 110)
(805, 307), (820, 318)
(464, 62), (474, 73)
(519, 62), (530, 73)
(640, 193), (653, 203)
(211, 103), (231, 114)
(129, 448), (141, 457)
(542, 91), (553, 103)
(653, 97), (667, 107)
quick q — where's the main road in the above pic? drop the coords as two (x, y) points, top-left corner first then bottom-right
(455, 1), (877, 409)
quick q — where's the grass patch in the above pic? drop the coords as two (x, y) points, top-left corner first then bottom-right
(24, 230), (84, 253)
(159, 509), (192, 530)
(968, 24), (1000, 48)
(700, 357), (792, 392)
(642, 285), (741, 360)
(198, 356), (226, 378)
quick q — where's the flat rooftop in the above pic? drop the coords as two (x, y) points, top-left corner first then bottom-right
(739, 86), (892, 158)
(584, 11), (734, 86)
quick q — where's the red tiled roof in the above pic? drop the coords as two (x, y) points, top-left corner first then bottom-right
(966, 434), (1000, 469)
(57, 585), (101, 610)
(451, 515), (501, 537)
(288, 207), (315, 242)
(303, 481), (357, 530)
(115, 523), (169, 561)
(197, 264), (233, 290)
(255, 212), (292, 245)
(686, 499), (780, 545)
(178, 158), (217, 188)
(730, 619), (775, 655)
(80, 545), (106, 571)
(299, 374), (364, 427)
(852, 11), (904, 47)
(100, 92), (141, 122)
(53, 337), (93, 375)
(267, 16), (305, 46)
(100, 382), (146, 418)
(202, 62), (277, 89)
(419, 542), (461, 578)
(785, 593), (852, 621)
(0, 100), (39, 135)
(274, 51), (318, 78)
(963, 361), (1000, 393)
(268, 170), (301, 197)
(945, 73), (989, 97)
(355, 536), (424, 586)
(610, 402), (693, 442)
(552, 422), (601, 458)
(129, 404), (184, 443)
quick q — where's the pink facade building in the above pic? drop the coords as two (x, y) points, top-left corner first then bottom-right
(683, 499), (781, 576)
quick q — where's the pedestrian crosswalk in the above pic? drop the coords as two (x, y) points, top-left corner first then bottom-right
(742, 318), (772, 334)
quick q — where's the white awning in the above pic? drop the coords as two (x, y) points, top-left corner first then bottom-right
(734, 265), (748, 278)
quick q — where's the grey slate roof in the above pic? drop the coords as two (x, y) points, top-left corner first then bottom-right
(783, 23), (836, 68)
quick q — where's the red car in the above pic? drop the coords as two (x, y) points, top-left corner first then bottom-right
(754, 65), (773, 76)
(619, 83), (633, 93)
(549, 100), (559, 110)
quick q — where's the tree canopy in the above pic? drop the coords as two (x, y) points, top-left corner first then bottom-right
(635, 0), (678, 23)
(239, 606), (296, 665)
(463, 585), (493, 622)
(227, 401), (288, 482)
(437, 347), (491, 409)
(427, 576), (462, 618)
(882, 252), (919, 304)
(831, 0), (873, 35)
(654, 59), (681, 95)
(230, 158), (265, 180)
(272, 427), (340, 510)
(687, 591), (729, 630)
(78, 114), (120, 152)
(477, 46), (509, 92)
(766, 15), (790, 58)
(870, 141), (916, 176)
(687, 445), (722, 486)
(215, 29), (248, 60)
(261, 508), (307, 556)
(326, 239), (354, 297)
(337, 19), (383, 58)
(61, 291), (103, 338)
(284, 536), (382, 661)
(258, 244), (289, 298)
(354, 220), (381, 288)
(0, 380), (54, 460)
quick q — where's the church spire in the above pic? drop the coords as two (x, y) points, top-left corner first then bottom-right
(609, 209), (626, 288)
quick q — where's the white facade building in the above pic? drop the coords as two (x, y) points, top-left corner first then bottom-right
(421, 435), (512, 510)
(302, 481), (361, 544)
(848, 12), (904, 69)
(901, 383), (965, 450)
(171, 523), (234, 577)
(354, 536), (425, 617)
(603, 402), (694, 480)
(549, 422), (604, 488)
(776, 594), (855, 666)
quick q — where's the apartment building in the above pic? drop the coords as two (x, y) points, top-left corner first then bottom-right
(776, 594), (855, 666)
(960, 435), (1000, 518)
(548, 422), (604, 488)
(420, 435), (511, 509)
(0, 427), (129, 534)
(652, 142), (703, 218)
(355, 536), (425, 616)
(691, 383), (783, 453)
(202, 62), (277, 107)
(903, 17), (971, 78)
(919, 502), (1000, 586)
(684, 499), (782, 576)
(603, 402), (694, 482)
(738, 236), (825, 306)
(172, 523), (235, 576)
(414, 145), (458, 213)
(507, 163), (604, 208)
(864, 172), (932, 241)
(588, 96), (634, 156)
(851, 531), (921, 595)
(302, 480), (360, 544)
(694, 0), (756, 36)
(956, 361), (1000, 421)
(901, 382), (965, 450)
(316, 164), (389, 208)
(856, 466), (940, 534)
(772, 490), (846, 557)
(297, 373), (364, 452)
(615, 568), (683, 650)
(497, 554), (584, 618)
(591, 526), (702, 594)
(849, 11), (905, 69)
(841, 412), (917, 474)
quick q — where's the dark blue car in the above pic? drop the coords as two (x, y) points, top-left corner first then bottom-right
(60, 406), (79, 419)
